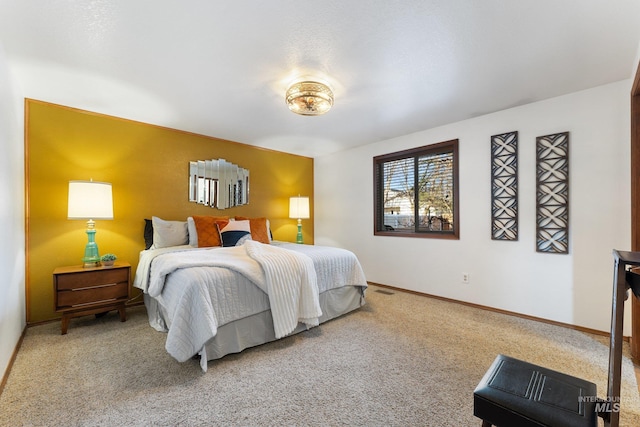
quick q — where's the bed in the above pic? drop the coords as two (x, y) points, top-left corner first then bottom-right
(133, 225), (368, 371)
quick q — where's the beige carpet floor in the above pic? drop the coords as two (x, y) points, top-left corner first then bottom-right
(1, 284), (639, 426)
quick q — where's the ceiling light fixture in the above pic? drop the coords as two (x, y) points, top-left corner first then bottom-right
(285, 80), (334, 116)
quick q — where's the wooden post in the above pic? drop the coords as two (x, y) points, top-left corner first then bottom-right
(630, 60), (640, 362)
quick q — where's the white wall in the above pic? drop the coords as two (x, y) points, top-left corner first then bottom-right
(315, 80), (632, 334)
(0, 42), (25, 380)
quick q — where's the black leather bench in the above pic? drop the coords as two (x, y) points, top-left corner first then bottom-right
(474, 354), (598, 427)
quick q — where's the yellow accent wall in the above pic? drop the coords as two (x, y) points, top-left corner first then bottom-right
(26, 99), (314, 323)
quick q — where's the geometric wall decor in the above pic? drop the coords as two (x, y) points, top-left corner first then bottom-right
(491, 131), (519, 241)
(536, 132), (569, 254)
(189, 159), (250, 209)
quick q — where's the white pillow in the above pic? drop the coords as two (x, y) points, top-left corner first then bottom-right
(152, 216), (189, 249)
(266, 219), (272, 242)
(220, 219), (252, 247)
(187, 217), (197, 247)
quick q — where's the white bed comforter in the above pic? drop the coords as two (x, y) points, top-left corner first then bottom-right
(133, 241), (367, 369)
(144, 240), (321, 348)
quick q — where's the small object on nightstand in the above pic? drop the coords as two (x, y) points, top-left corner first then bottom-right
(53, 262), (130, 334)
(100, 253), (117, 267)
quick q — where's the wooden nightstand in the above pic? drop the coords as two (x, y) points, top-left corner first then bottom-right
(53, 262), (130, 334)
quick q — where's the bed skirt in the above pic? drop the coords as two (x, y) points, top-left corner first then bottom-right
(144, 285), (366, 365)
(200, 285), (365, 361)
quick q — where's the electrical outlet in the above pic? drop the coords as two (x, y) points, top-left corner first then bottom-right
(462, 273), (470, 284)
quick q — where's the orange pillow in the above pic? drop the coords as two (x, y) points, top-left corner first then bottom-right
(235, 216), (270, 244)
(192, 216), (229, 247)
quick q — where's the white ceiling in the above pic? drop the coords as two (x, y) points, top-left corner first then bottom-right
(1, 1), (639, 158)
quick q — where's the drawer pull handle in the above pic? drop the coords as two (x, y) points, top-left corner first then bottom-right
(70, 283), (119, 291)
(72, 298), (117, 307)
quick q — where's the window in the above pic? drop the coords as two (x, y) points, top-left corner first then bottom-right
(374, 139), (459, 239)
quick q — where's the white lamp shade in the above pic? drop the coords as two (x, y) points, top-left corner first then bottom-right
(68, 181), (114, 219)
(289, 196), (310, 219)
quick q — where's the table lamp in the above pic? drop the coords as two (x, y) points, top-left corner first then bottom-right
(289, 195), (310, 244)
(68, 180), (113, 267)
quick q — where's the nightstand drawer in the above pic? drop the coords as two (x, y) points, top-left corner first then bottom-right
(55, 268), (129, 291)
(57, 282), (129, 309)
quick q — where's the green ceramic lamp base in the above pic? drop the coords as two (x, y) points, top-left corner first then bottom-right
(82, 221), (101, 268)
(296, 219), (303, 244)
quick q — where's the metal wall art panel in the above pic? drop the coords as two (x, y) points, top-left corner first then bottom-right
(536, 132), (569, 254)
(189, 159), (249, 209)
(491, 131), (518, 241)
